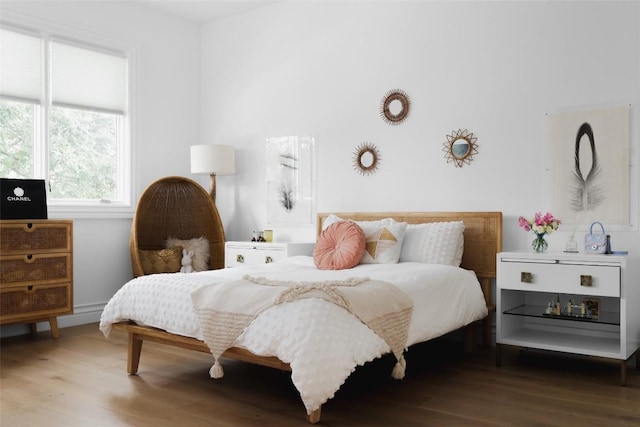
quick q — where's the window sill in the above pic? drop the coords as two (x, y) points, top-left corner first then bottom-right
(47, 204), (134, 220)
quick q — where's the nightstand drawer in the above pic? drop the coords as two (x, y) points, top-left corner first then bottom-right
(0, 253), (72, 286)
(499, 260), (620, 297)
(225, 241), (314, 268)
(226, 245), (286, 267)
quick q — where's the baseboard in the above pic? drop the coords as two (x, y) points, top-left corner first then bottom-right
(0, 302), (106, 338)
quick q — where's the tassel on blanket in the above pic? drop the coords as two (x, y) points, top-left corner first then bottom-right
(209, 360), (224, 379)
(391, 356), (406, 380)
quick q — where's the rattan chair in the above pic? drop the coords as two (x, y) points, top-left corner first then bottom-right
(130, 176), (225, 277)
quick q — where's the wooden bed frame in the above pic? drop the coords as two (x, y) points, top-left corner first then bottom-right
(112, 211), (502, 424)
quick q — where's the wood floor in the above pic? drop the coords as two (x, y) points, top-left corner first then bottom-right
(1, 323), (638, 427)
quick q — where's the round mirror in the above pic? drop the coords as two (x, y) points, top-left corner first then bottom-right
(380, 89), (410, 125)
(360, 151), (375, 168)
(353, 142), (381, 175)
(451, 139), (471, 159)
(388, 99), (404, 116)
(443, 129), (478, 167)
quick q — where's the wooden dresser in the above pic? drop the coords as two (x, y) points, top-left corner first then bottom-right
(0, 219), (73, 338)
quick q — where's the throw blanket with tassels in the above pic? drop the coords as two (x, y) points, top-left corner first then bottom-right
(191, 275), (413, 380)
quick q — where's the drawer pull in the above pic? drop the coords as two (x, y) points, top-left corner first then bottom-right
(265, 256), (273, 264)
(236, 254), (244, 263)
(580, 275), (593, 287)
(520, 272), (533, 283)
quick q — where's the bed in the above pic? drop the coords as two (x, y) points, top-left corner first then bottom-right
(100, 211), (502, 423)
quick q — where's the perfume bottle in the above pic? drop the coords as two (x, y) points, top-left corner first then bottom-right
(565, 236), (578, 253)
(554, 294), (561, 315)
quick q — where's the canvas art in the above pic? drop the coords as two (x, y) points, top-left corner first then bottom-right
(266, 136), (315, 226)
(547, 106), (630, 226)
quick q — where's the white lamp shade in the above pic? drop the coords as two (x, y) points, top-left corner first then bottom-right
(190, 145), (236, 176)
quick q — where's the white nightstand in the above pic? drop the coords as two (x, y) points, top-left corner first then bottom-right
(225, 241), (314, 268)
(496, 251), (639, 385)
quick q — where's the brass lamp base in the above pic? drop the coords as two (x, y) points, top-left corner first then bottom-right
(209, 173), (217, 203)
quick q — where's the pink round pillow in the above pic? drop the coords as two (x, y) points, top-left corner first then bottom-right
(313, 220), (366, 270)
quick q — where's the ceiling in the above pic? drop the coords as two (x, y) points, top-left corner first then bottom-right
(133, 0), (277, 24)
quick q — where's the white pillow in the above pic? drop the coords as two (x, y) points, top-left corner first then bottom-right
(399, 221), (465, 266)
(322, 215), (407, 264)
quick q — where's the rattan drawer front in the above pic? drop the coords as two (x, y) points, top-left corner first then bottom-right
(0, 253), (72, 286)
(0, 221), (72, 254)
(0, 283), (72, 322)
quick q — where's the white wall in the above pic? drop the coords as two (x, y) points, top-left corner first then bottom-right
(201, 1), (640, 255)
(0, 1), (201, 336)
(1, 1), (638, 336)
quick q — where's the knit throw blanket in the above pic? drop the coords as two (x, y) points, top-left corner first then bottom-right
(191, 275), (414, 380)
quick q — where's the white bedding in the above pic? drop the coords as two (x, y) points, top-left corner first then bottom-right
(100, 256), (487, 413)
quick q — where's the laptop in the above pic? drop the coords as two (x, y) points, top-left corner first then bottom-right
(0, 178), (48, 219)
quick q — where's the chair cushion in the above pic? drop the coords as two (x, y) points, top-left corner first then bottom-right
(139, 247), (182, 274)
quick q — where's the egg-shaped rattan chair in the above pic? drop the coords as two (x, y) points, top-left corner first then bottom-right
(130, 176), (225, 277)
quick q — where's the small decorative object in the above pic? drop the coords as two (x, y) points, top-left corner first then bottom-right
(564, 235), (579, 253)
(545, 302), (553, 314)
(380, 89), (410, 125)
(518, 212), (561, 253)
(582, 297), (600, 319)
(180, 249), (194, 273)
(442, 129), (479, 167)
(584, 221), (607, 254)
(264, 229), (273, 243)
(353, 142), (381, 175)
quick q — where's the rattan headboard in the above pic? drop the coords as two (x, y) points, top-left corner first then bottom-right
(316, 212), (503, 280)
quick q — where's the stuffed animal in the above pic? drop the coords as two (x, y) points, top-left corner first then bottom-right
(180, 249), (194, 273)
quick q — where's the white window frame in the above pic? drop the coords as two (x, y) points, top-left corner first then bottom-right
(1, 14), (135, 219)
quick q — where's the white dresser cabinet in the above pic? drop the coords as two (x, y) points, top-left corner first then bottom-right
(496, 251), (639, 385)
(225, 241), (314, 268)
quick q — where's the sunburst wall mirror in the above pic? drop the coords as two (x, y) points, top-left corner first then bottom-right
(353, 142), (381, 175)
(380, 89), (410, 125)
(443, 129), (478, 167)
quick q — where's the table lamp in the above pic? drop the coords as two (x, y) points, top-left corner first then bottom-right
(190, 144), (236, 202)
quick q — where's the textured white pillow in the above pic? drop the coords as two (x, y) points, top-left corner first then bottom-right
(322, 215), (407, 264)
(321, 214), (343, 230)
(399, 221), (465, 266)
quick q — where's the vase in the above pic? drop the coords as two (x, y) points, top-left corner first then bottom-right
(532, 233), (548, 253)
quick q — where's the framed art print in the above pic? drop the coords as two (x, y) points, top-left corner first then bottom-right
(266, 136), (315, 227)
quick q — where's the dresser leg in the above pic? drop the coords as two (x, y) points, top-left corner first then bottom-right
(496, 344), (502, 367)
(621, 361), (627, 386)
(49, 317), (60, 338)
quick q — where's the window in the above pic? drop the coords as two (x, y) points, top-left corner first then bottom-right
(0, 25), (131, 216)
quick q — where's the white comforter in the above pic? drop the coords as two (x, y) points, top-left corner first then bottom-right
(100, 256), (487, 414)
